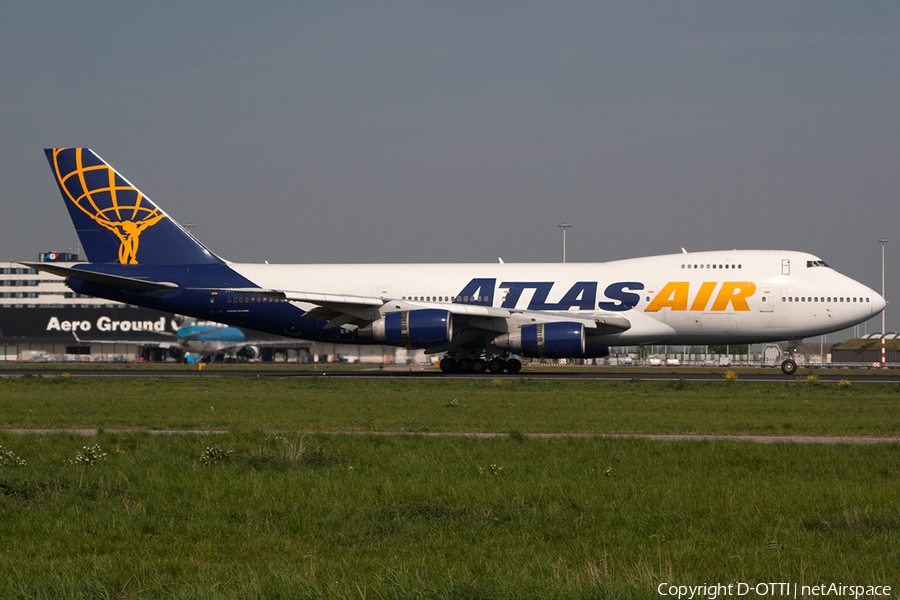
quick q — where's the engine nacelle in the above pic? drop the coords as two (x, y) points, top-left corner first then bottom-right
(236, 345), (261, 360)
(168, 346), (185, 360)
(359, 309), (453, 348)
(582, 345), (610, 359)
(492, 322), (585, 358)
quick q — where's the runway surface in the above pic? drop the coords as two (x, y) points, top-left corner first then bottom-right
(2, 366), (900, 383)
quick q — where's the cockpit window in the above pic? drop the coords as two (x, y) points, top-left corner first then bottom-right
(806, 260), (831, 268)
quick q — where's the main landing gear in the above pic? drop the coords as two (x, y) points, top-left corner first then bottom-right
(439, 354), (522, 374)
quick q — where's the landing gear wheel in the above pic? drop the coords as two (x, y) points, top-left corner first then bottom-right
(781, 359), (797, 375)
(488, 358), (506, 374)
(457, 357), (473, 373)
(471, 358), (487, 374)
(439, 357), (457, 373)
(506, 358), (522, 374)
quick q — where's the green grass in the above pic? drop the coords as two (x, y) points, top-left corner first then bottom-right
(1, 377), (899, 598)
(0, 432), (898, 599)
(1, 376), (899, 436)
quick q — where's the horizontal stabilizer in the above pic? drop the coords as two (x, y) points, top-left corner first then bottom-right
(21, 262), (178, 292)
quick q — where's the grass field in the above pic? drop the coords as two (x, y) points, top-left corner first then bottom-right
(1, 375), (899, 436)
(1, 376), (899, 599)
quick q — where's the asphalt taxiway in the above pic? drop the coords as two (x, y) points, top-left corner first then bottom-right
(2, 367), (900, 383)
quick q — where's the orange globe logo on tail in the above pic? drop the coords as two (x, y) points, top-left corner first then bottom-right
(50, 148), (166, 264)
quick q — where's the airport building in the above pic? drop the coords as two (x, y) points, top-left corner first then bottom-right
(0, 255), (177, 361)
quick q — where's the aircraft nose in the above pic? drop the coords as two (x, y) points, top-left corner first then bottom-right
(872, 289), (887, 316)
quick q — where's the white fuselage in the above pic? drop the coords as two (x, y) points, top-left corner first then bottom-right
(225, 249), (884, 346)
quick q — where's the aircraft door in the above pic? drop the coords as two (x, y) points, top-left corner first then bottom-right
(371, 285), (392, 299)
(759, 287), (775, 313)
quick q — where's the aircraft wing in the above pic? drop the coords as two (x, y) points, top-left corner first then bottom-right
(221, 288), (384, 307)
(218, 287), (384, 324)
(224, 287), (631, 335)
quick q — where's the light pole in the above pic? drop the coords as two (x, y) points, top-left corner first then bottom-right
(558, 223), (571, 263)
(880, 238), (887, 368)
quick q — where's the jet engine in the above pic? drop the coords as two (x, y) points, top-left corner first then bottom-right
(236, 345), (261, 360)
(582, 345), (610, 358)
(492, 322), (585, 358)
(359, 309), (453, 347)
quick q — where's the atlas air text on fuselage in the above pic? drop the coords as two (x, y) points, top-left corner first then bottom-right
(455, 279), (756, 312)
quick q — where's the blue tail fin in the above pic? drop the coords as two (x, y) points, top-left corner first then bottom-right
(45, 148), (221, 265)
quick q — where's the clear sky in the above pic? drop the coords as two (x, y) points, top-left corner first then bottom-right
(1, 2), (897, 337)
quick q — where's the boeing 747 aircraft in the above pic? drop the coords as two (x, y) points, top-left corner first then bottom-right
(27, 148), (885, 375)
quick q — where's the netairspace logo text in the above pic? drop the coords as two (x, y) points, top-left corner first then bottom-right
(657, 582), (891, 600)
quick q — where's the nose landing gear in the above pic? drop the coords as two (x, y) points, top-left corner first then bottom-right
(780, 359), (798, 375)
(780, 339), (802, 375)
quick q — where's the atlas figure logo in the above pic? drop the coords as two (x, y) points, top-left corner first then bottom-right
(49, 148), (165, 264)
